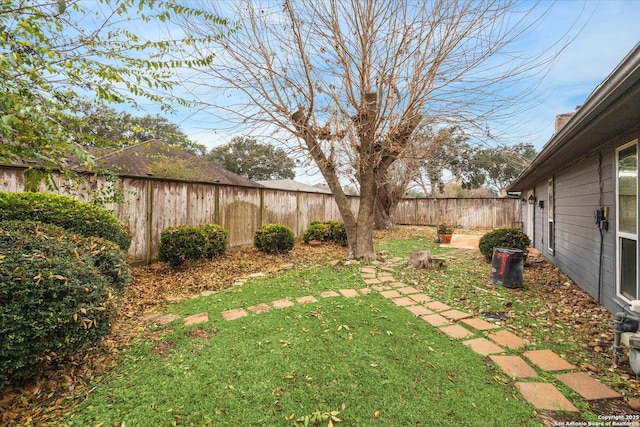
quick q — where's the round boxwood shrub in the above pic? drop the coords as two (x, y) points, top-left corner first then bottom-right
(159, 224), (229, 268)
(254, 223), (295, 254)
(0, 192), (131, 250)
(0, 221), (118, 385)
(479, 228), (531, 263)
(303, 220), (347, 246)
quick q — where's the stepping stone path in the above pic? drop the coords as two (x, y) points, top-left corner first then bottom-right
(139, 253), (622, 419)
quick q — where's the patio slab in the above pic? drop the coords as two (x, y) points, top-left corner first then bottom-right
(440, 234), (481, 250)
(524, 349), (576, 371)
(556, 372), (622, 400)
(516, 382), (578, 412)
(462, 338), (504, 356)
(489, 355), (538, 378)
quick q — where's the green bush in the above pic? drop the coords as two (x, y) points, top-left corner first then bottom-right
(0, 221), (119, 385)
(0, 192), (131, 250)
(159, 224), (229, 268)
(303, 220), (347, 246)
(479, 228), (531, 263)
(254, 223), (295, 254)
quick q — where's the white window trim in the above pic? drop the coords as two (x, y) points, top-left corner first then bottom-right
(616, 139), (638, 303)
(548, 177), (554, 255)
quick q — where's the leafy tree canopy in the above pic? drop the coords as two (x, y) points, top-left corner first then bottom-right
(207, 137), (296, 180)
(0, 0), (227, 176)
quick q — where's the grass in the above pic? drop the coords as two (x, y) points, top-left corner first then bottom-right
(68, 244), (545, 426)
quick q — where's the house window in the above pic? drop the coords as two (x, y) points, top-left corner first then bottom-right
(617, 141), (638, 300)
(548, 177), (554, 254)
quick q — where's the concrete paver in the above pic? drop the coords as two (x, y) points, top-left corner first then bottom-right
(439, 324), (474, 339)
(426, 301), (451, 312)
(516, 382), (578, 412)
(392, 297), (416, 307)
(489, 355), (538, 378)
(364, 278), (381, 285)
(272, 299), (295, 309)
(405, 305), (433, 317)
(397, 286), (420, 295)
(361, 273), (377, 279)
(140, 312), (163, 323)
(460, 318), (499, 331)
(361, 267), (377, 274)
(248, 303), (272, 313)
(380, 290), (401, 299)
(420, 314), (451, 327)
(320, 291), (340, 298)
(378, 276), (396, 283)
(183, 312), (209, 326)
(371, 285), (389, 292)
(296, 296), (318, 304)
(157, 314), (181, 325)
(440, 309), (473, 321)
(339, 289), (360, 298)
(408, 293), (431, 303)
(487, 330), (528, 350)
(389, 282), (406, 288)
(221, 308), (247, 321)
(556, 372), (622, 400)
(462, 338), (504, 356)
(358, 288), (372, 295)
(524, 349), (576, 371)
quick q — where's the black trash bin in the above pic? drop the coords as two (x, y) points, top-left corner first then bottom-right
(489, 247), (523, 288)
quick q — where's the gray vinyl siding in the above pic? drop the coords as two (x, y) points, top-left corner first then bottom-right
(524, 133), (635, 314)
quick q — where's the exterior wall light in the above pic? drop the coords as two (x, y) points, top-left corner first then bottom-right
(528, 194), (536, 205)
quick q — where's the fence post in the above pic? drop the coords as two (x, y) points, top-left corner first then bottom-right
(145, 179), (153, 265)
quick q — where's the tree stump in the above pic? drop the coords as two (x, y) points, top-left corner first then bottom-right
(408, 250), (432, 269)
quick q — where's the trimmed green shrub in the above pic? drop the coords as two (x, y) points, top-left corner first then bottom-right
(159, 224), (229, 268)
(254, 223), (295, 254)
(302, 220), (347, 246)
(200, 224), (229, 258)
(0, 192), (131, 250)
(0, 221), (118, 385)
(479, 228), (531, 263)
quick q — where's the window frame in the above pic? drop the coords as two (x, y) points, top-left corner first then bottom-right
(547, 177), (554, 255)
(616, 140), (638, 302)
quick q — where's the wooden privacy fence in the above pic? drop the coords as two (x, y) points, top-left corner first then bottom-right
(0, 166), (520, 264)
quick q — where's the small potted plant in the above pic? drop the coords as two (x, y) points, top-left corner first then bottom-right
(437, 224), (454, 244)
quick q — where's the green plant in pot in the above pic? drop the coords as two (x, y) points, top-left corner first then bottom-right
(437, 224), (454, 243)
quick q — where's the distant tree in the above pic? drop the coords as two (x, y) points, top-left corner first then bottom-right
(459, 143), (537, 195)
(65, 102), (206, 156)
(207, 137), (296, 180)
(439, 179), (497, 198)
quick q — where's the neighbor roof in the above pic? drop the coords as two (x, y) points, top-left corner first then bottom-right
(509, 42), (640, 192)
(94, 140), (262, 188)
(256, 179), (332, 194)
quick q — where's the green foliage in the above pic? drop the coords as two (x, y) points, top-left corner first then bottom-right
(479, 228), (531, 263)
(207, 136), (296, 180)
(437, 224), (454, 234)
(0, 192), (131, 250)
(0, 0), (228, 176)
(0, 220), (123, 385)
(159, 224), (229, 268)
(253, 223), (295, 254)
(303, 220), (347, 246)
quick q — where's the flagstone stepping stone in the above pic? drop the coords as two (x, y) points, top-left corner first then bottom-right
(462, 338), (504, 356)
(420, 314), (451, 327)
(184, 312), (209, 326)
(157, 314), (181, 325)
(272, 299), (295, 309)
(296, 296), (318, 304)
(364, 278), (381, 285)
(320, 291), (340, 298)
(392, 297), (415, 307)
(378, 276), (396, 282)
(361, 273), (377, 279)
(140, 312), (164, 323)
(524, 349), (575, 371)
(556, 372), (622, 400)
(358, 288), (372, 295)
(248, 303), (272, 314)
(361, 267), (377, 274)
(406, 305), (433, 317)
(380, 290), (401, 299)
(425, 301), (450, 312)
(339, 289), (360, 297)
(516, 382), (578, 412)
(389, 282), (406, 288)
(440, 309), (473, 321)
(460, 317), (498, 331)
(408, 293), (431, 303)
(221, 308), (247, 321)
(487, 330), (528, 350)
(397, 286), (420, 295)
(200, 290), (217, 297)
(489, 355), (538, 378)
(439, 324), (474, 339)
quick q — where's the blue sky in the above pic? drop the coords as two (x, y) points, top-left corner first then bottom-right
(120, 1), (640, 184)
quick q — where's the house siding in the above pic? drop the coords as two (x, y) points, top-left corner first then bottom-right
(525, 132), (637, 314)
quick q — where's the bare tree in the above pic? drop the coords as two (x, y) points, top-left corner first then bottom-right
(176, 0), (571, 259)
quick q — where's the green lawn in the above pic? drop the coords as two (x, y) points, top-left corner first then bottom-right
(68, 243), (546, 426)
